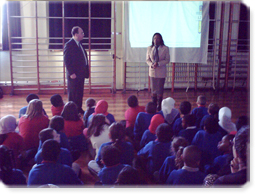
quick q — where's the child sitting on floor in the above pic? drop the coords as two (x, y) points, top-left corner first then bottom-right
(191, 95), (209, 128)
(178, 114), (199, 144)
(88, 122), (134, 176)
(19, 93), (47, 118)
(137, 123), (173, 178)
(172, 101), (192, 136)
(98, 145), (129, 185)
(140, 114), (165, 149)
(205, 134), (235, 175)
(159, 136), (189, 184)
(133, 102), (157, 151)
(166, 145), (206, 185)
(192, 117), (222, 169)
(83, 98), (96, 127)
(125, 95), (145, 130)
(50, 94), (65, 116)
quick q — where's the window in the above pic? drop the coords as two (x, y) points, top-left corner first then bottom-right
(0, 0), (6, 49)
(49, 1), (111, 50)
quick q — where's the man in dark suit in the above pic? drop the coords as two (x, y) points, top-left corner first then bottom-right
(64, 26), (89, 114)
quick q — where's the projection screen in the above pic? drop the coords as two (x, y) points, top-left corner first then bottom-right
(123, 1), (209, 64)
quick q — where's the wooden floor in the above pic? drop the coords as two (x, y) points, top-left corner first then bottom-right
(0, 89), (250, 123)
(0, 88), (250, 186)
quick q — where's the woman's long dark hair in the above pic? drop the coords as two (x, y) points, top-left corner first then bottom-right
(87, 114), (109, 138)
(150, 32), (165, 47)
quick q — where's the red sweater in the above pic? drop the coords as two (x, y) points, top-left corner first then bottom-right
(125, 106), (145, 129)
(51, 105), (64, 116)
(64, 119), (85, 137)
(18, 115), (49, 150)
(2, 132), (23, 162)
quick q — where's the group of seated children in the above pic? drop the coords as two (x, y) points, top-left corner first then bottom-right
(0, 93), (249, 187)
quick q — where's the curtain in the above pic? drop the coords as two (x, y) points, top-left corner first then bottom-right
(2, 1), (22, 50)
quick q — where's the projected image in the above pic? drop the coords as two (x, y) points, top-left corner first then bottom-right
(129, 1), (203, 48)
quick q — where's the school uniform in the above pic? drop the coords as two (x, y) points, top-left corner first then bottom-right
(205, 153), (232, 175)
(159, 155), (177, 184)
(140, 129), (156, 149)
(140, 114), (165, 149)
(125, 106), (145, 129)
(191, 106), (208, 128)
(166, 166), (206, 185)
(192, 130), (222, 167)
(38, 131), (70, 151)
(35, 147), (73, 167)
(1, 132), (23, 165)
(137, 140), (172, 175)
(28, 161), (83, 186)
(172, 118), (183, 136)
(0, 169), (27, 185)
(96, 141), (134, 167)
(213, 169), (247, 185)
(98, 164), (129, 185)
(178, 126), (199, 144)
(133, 112), (155, 141)
(63, 119), (87, 151)
(51, 105), (64, 116)
(19, 115), (49, 150)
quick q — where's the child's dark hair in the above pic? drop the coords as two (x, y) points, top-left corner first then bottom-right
(235, 116), (249, 131)
(179, 101), (191, 115)
(145, 102), (157, 114)
(26, 93), (39, 103)
(85, 98), (96, 108)
(42, 139), (61, 162)
(183, 145), (202, 168)
(127, 95), (138, 108)
(50, 94), (64, 107)
(109, 122), (125, 150)
(39, 128), (55, 144)
(182, 114), (196, 127)
(204, 117), (218, 134)
(101, 145), (121, 167)
(116, 166), (141, 185)
(49, 115), (64, 132)
(208, 103), (219, 120)
(197, 95), (206, 105)
(87, 114), (108, 138)
(234, 126), (249, 166)
(61, 101), (80, 121)
(156, 123), (173, 143)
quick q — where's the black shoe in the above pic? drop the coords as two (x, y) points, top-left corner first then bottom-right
(157, 97), (163, 111)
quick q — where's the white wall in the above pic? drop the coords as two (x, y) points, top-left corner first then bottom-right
(0, 1), (248, 90)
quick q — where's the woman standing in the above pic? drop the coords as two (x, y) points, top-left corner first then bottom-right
(146, 33), (170, 111)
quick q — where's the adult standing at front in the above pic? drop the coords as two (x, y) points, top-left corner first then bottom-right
(64, 26), (89, 114)
(146, 33), (170, 111)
